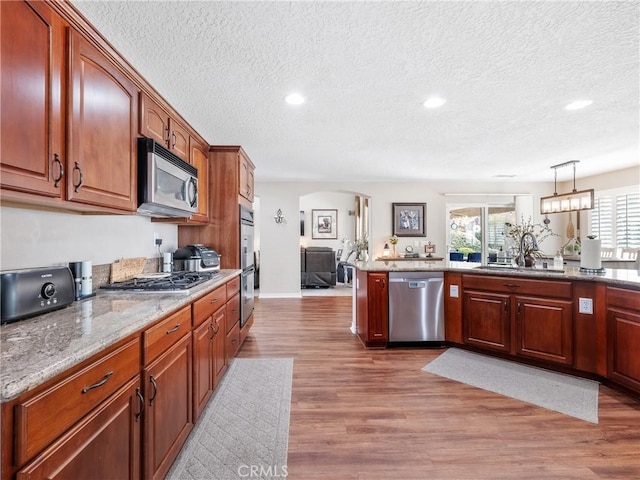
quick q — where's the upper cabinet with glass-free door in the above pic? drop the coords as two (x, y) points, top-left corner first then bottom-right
(0, 1), (66, 199)
(67, 30), (138, 212)
(140, 93), (190, 162)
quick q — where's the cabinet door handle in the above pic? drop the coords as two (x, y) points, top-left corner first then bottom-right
(166, 324), (180, 334)
(72, 161), (83, 192)
(502, 283), (520, 288)
(209, 323), (215, 341)
(504, 300), (509, 316)
(135, 388), (144, 422)
(210, 298), (218, 304)
(517, 301), (522, 316)
(149, 376), (158, 406)
(164, 125), (170, 143)
(171, 132), (177, 148)
(53, 153), (63, 187)
(81, 370), (113, 394)
(212, 322), (220, 336)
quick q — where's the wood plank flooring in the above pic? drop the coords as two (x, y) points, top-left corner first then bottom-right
(237, 297), (640, 480)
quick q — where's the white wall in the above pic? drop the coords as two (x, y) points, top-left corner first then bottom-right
(0, 207), (178, 270)
(299, 191), (358, 250)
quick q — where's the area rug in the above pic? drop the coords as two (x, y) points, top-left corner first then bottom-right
(422, 348), (599, 423)
(167, 358), (293, 480)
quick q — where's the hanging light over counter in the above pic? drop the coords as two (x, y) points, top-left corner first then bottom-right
(540, 160), (594, 214)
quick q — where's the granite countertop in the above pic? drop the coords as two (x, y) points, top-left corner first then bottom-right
(0, 269), (241, 403)
(355, 260), (640, 289)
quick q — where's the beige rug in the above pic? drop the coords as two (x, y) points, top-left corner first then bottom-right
(167, 358), (293, 479)
(423, 348), (599, 423)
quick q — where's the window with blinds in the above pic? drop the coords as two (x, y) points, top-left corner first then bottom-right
(592, 192), (640, 250)
(616, 192), (640, 248)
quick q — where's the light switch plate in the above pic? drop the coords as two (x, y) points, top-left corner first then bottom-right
(579, 297), (593, 314)
(450, 285), (459, 298)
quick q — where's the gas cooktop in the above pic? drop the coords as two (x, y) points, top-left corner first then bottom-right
(101, 271), (220, 293)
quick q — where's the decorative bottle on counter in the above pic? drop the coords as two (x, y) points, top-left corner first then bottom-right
(554, 250), (564, 270)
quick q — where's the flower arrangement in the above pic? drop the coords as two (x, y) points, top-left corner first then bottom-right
(505, 216), (556, 260)
(389, 235), (398, 256)
(355, 233), (369, 254)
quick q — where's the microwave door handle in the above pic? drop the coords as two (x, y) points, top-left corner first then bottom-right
(186, 177), (198, 207)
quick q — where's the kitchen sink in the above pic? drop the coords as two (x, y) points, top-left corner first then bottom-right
(474, 265), (565, 274)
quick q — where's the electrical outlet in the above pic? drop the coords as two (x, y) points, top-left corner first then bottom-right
(153, 232), (162, 247)
(450, 285), (459, 298)
(579, 297), (593, 314)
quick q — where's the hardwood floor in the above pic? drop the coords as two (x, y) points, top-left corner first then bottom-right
(237, 297), (640, 480)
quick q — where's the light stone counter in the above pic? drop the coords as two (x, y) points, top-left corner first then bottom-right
(355, 260), (640, 289)
(0, 270), (241, 403)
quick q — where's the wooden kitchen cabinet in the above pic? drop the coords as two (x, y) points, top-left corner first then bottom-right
(140, 93), (189, 162)
(187, 137), (210, 223)
(463, 290), (511, 353)
(2, 337), (141, 480)
(142, 305), (193, 480)
(462, 274), (574, 365)
(179, 146), (256, 269)
(607, 286), (640, 393)
(356, 270), (388, 347)
(16, 376), (142, 480)
(192, 285), (228, 420)
(514, 295), (573, 365)
(1, 0), (66, 200)
(67, 29), (137, 212)
(238, 149), (255, 203)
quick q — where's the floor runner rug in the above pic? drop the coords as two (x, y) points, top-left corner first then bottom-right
(167, 358), (293, 480)
(422, 348), (599, 423)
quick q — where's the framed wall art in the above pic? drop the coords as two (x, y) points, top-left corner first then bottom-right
(392, 202), (426, 237)
(300, 211), (305, 236)
(312, 209), (338, 239)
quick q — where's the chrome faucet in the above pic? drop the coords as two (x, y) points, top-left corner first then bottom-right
(518, 232), (539, 267)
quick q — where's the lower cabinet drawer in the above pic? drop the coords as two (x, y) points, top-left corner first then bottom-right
(16, 376), (142, 480)
(463, 274), (572, 298)
(226, 294), (240, 334)
(15, 337), (140, 465)
(226, 320), (240, 360)
(143, 305), (191, 364)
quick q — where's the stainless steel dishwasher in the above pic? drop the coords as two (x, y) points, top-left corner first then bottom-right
(388, 272), (444, 343)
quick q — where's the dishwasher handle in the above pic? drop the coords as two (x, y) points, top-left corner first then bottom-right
(408, 281), (427, 288)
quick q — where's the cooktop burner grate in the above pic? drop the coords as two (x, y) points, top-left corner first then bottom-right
(101, 271), (220, 292)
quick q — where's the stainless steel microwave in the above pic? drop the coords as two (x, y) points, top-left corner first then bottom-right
(137, 138), (198, 218)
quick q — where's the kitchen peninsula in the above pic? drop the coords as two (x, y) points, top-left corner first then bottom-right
(355, 260), (640, 398)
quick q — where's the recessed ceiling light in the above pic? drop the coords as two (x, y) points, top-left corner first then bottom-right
(564, 100), (593, 110)
(285, 93), (305, 105)
(423, 97), (446, 109)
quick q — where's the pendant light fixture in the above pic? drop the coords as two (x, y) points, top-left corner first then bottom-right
(540, 160), (594, 214)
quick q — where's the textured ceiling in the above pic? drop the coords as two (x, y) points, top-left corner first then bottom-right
(71, 0), (639, 183)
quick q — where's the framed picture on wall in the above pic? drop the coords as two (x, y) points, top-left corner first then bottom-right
(312, 209), (338, 239)
(300, 211), (305, 236)
(392, 202), (426, 237)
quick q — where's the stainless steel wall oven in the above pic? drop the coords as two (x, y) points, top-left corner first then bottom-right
(240, 206), (255, 327)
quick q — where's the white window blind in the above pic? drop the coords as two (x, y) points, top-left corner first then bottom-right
(593, 191), (640, 250)
(616, 192), (640, 248)
(593, 197), (613, 247)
